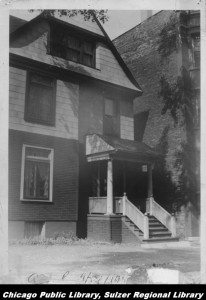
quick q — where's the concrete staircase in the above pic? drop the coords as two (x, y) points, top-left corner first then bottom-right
(122, 215), (179, 244)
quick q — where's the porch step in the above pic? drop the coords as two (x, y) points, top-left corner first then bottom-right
(142, 237), (179, 243)
(122, 215), (179, 244)
(122, 216), (143, 241)
(148, 215), (172, 239)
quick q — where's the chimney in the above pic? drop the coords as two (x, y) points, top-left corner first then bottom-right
(140, 10), (153, 22)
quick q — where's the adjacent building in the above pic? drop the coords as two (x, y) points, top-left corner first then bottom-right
(114, 10), (200, 238)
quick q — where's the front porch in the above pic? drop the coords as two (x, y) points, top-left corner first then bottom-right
(86, 134), (178, 244)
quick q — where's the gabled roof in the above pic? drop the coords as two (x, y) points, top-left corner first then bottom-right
(10, 11), (142, 94)
(10, 15), (27, 33)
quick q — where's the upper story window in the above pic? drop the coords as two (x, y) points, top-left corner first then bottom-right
(20, 145), (54, 202)
(103, 98), (119, 137)
(25, 72), (56, 126)
(50, 25), (95, 68)
(192, 34), (200, 68)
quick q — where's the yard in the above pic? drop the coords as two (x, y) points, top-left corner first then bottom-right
(4, 241), (200, 284)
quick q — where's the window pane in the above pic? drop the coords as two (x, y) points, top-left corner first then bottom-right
(194, 36), (200, 50)
(27, 83), (54, 124)
(103, 116), (114, 136)
(51, 42), (67, 59)
(83, 54), (93, 67)
(105, 99), (115, 116)
(25, 147), (51, 158)
(84, 41), (93, 54)
(194, 51), (200, 68)
(30, 74), (53, 87)
(24, 160), (50, 200)
(67, 36), (81, 50)
(66, 49), (80, 62)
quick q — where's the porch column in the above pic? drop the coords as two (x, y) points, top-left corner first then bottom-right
(147, 164), (153, 198)
(106, 159), (113, 214)
(97, 162), (100, 197)
(146, 163), (154, 214)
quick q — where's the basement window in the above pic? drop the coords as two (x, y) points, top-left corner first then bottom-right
(20, 145), (54, 202)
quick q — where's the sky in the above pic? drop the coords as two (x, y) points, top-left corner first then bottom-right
(10, 10), (159, 40)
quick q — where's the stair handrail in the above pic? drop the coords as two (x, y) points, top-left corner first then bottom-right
(150, 197), (176, 237)
(122, 193), (149, 239)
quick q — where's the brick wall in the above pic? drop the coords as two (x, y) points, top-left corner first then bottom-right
(9, 129), (79, 221)
(87, 215), (122, 243)
(113, 11), (191, 237)
(113, 11), (187, 180)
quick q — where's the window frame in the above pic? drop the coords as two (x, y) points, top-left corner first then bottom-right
(49, 25), (96, 68)
(103, 97), (120, 137)
(24, 71), (56, 126)
(191, 33), (200, 68)
(20, 144), (54, 202)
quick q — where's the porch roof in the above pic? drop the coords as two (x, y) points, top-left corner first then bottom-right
(86, 134), (161, 163)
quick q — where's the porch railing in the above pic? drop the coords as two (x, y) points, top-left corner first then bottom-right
(149, 197), (176, 237)
(89, 194), (149, 239)
(122, 193), (149, 239)
(89, 197), (122, 214)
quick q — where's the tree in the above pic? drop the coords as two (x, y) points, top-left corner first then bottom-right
(29, 9), (109, 23)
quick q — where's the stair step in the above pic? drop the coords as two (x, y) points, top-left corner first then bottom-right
(149, 227), (169, 231)
(149, 219), (161, 222)
(143, 237), (179, 243)
(149, 220), (161, 224)
(150, 232), (171, 237)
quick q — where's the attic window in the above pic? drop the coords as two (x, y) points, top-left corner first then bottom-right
(50, 25), (95, 68)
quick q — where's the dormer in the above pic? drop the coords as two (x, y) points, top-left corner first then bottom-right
(10, 12), (142, 94)
(49, 22), (96, 68)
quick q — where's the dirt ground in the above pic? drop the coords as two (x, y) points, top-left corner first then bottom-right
(5, 242), (200, 284)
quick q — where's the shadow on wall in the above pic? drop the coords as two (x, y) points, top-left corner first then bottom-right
(153, 125), (179, 213)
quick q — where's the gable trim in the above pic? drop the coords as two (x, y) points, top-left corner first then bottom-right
(10, 11), (142, 95)
(10, 53), (139, 97)
(93, 13), (142, 93)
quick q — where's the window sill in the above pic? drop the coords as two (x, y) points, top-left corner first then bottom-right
(24, 118), (56, 128)
(20, 199), (53, 203)
(47, 52), (101, 72)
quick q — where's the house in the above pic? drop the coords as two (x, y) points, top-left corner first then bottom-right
(9, 10), (179, 243)
(113, 10), (200, 239)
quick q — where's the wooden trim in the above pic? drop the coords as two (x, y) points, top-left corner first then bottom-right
(10, 53), (139, 96)
(93, 13), (142, 93)
(10, 13), (142, 94)
(20, 144), (54, 202)
(50, 22), (96, 68)
(24, 70), (56, 127)
(10, 13), (107, 43)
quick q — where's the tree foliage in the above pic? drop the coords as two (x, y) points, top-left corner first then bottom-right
(159, 67), (198, 126)
(29, 9), (109, 23)
(158, 14), (181, 57)
(158, 67), (200, 213)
